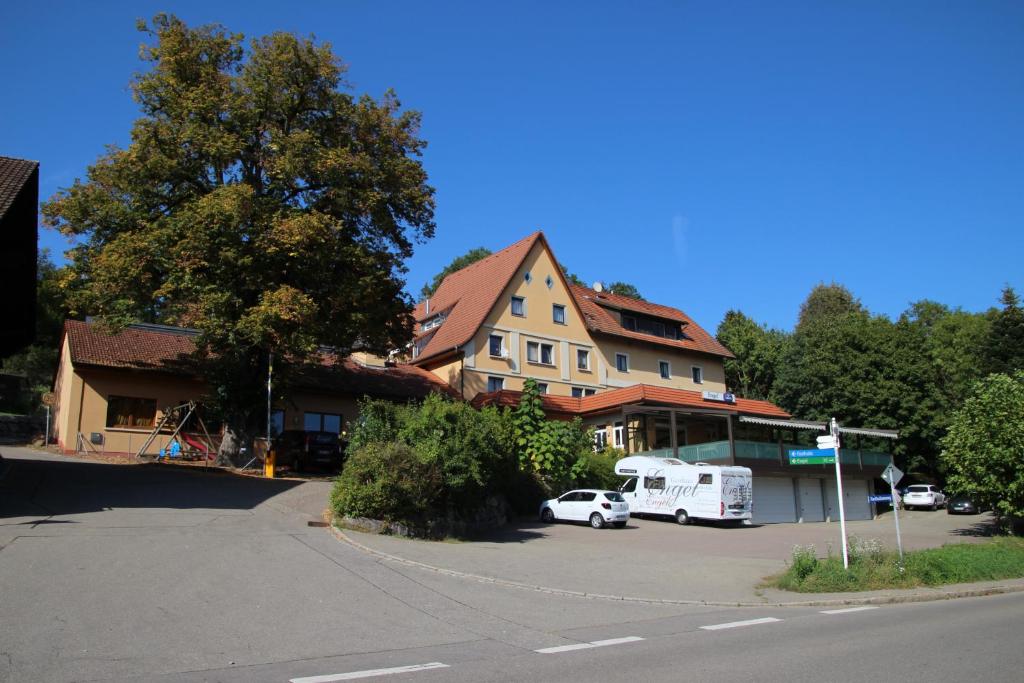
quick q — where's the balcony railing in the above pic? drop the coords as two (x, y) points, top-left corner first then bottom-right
(636, 440), (890, 468)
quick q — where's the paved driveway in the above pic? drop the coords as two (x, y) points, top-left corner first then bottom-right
(340, 496), (998, 604)
(0, 447), (710, 682)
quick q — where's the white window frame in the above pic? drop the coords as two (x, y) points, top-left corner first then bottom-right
(594, 425), (608, 450)
(615, 352), (629, 373)
(613, 421), (624, 448)
(537, 382), (548, 394)
(659, 360), (671, 380)
(552, 304), (566, 325)
(487, 376), (505, 392)
(540, 343), (554, 365)
(691, 365), (704, 384)
(511, 295), (526, 317)
(576, 348), (590, 371)
(526, 341), (539, 363)
(488, 334), (504, 358)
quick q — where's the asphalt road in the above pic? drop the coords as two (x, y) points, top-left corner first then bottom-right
(1, 446), (1021, 683)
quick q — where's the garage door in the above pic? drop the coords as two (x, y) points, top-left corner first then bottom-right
(797, 478), (825, 522)
(824, 478), (872, 521)
(753, 477), (797, 523)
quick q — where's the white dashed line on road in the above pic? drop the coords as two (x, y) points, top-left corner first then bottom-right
(821, 606), (880, 615)
(289, 662), (450, 682)
(700, 617), (782, 631)
(536, 636), (645, 654)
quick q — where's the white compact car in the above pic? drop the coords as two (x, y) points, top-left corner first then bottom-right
(903, 484), (946, 510)
(539, 489), (630, 529)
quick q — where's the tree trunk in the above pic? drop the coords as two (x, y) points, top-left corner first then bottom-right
(217, 423), (253, 468)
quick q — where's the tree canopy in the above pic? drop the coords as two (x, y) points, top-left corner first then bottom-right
(717, 282), (1018, 482)
(940, 371), (1024, 525)
(420, 247), (491, 298)
(42, 15), (435, 462)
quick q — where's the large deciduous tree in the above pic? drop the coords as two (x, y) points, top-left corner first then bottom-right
(940, 371), (1024, 527)
(42, 15), (435, 464)
(715, 310), (784, 401)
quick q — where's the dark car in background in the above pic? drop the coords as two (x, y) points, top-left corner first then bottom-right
(947, 495), (982, 515)
(273, 430), (344, 472)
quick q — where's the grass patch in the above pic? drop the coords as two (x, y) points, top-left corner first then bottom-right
(769, 536), (1024, 592)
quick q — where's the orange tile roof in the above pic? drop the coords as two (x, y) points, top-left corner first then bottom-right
(63, 320), (454, 400)
(412, 232), (543, 364)
(471, 384), (790, 419)
(569, 284), (734, 358)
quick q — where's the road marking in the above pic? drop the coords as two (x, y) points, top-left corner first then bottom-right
(820, 606), (879, 615)
(289, 662), (449, 682)
(700, 617), (781, 631)
(536, 636), (644, 654)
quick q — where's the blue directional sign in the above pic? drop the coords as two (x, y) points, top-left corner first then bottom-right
(869, 494), (893, 503)
(788, 448), (836, 465)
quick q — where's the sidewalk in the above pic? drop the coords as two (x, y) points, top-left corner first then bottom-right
(333, 512), (1023, 607)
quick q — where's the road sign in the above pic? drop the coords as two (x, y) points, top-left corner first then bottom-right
(869, 494), (893, 503)
(816, 435), (837, 450)
(788, 448), (836, 465)
(881, 463), (904, 486)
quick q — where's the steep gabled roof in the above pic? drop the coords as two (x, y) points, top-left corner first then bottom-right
(471, 384), (790, 420)
(0, 156), (39, 219)
(62, 320), (453, 400)
(569, 284), (734, 358)
(411, 232), (543, 364)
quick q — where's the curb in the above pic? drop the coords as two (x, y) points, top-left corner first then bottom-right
(331, 525), (1024, 608)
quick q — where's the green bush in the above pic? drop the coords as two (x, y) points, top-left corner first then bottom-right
(346, 398), (406, 456)
(331, 442), (440, 522)
(398, 394), (516, 513)
(572, 447), (622, 491)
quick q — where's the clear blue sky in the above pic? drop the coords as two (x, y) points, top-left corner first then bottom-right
(2, 1), (1021, 332)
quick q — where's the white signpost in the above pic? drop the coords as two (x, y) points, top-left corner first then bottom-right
(881, 460), (905, 563)
(822, 419), (850, 569)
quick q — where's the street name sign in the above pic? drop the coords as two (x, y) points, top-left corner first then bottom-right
(869, 494), (893, 503)
(788, 448), (836, 465)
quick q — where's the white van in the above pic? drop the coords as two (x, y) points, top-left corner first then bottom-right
(615, 455), (753, 525)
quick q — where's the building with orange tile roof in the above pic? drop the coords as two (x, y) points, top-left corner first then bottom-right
(413, 232), (888, 523)
(51, 320), (455, 459)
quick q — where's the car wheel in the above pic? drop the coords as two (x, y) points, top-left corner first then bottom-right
(675, 509), (690, 525)
(613, 521), (627, 529)
(541, 508), (555, 523)
(590, 512), (605, 529)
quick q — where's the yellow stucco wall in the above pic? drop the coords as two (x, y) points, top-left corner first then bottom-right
(594, 340), (726, 393)
(64, 367), (208, 456)
(459, 240), (602, 397)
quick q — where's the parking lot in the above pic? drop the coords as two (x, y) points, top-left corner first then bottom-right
(339, 507), (998, 604)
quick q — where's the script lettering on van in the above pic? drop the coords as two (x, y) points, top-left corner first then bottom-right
(721, 475), (750, 507)
(641, 467), (706, 510)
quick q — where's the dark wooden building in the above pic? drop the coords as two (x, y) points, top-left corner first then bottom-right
(0, 156), (40, 358)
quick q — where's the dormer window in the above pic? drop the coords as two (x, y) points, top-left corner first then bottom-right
(621, 313), (680, 340)
(421, 313), (446, 332)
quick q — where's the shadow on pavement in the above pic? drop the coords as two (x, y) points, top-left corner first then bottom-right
(948, 518), (1003, 537)
(0, 453), (302, 520)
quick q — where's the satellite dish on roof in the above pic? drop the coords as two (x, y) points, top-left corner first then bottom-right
(593, 281), (604, 292)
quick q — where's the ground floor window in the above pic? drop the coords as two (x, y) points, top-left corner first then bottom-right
(304, 412), (342, 433)
(594, 425), (608, 449)
(613, 421), (624, 448)
(487, 376), (505, 392)
(106, 396), (157, 428)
